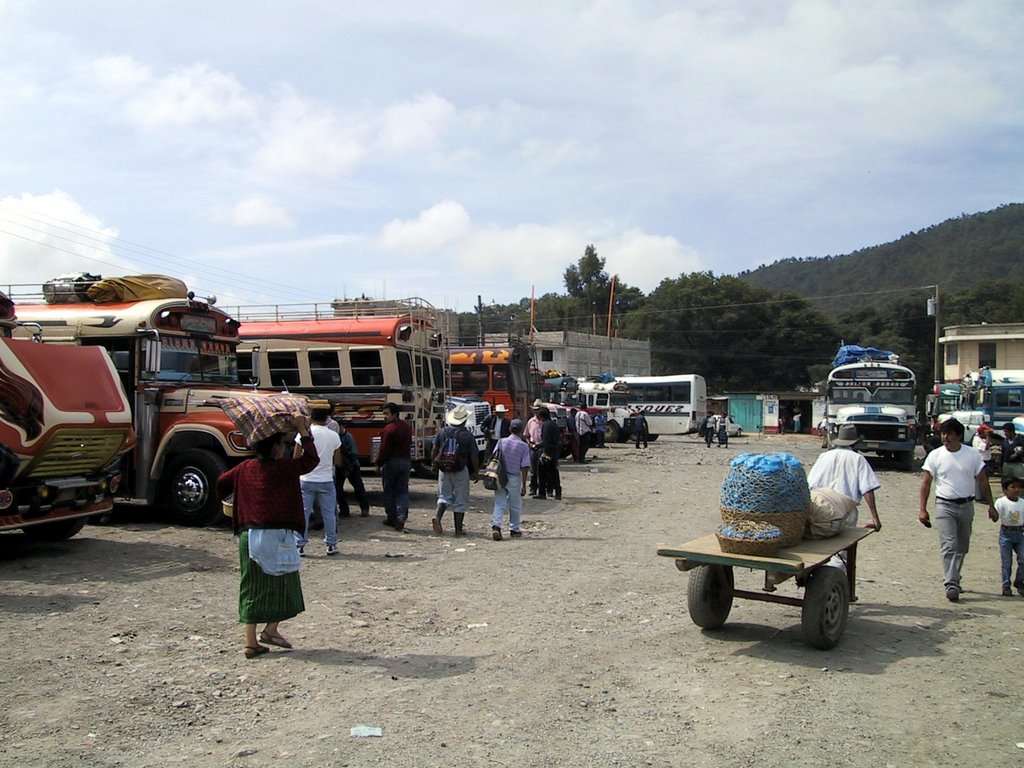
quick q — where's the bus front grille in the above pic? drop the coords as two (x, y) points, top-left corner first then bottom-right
(23, 429), (128, 478)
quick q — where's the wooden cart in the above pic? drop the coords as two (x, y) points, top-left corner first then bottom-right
(656, 527), (874, 649)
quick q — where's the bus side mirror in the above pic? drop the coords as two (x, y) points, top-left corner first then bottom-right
(249, 344), (262, 387)
(142, 334), (161, 375)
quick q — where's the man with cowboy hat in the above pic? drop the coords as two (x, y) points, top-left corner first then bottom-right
(806, 423), (882, 532)
(482, 403), (511, 458)
(524, 399), (544, 497)
(431, 404), (479, 537)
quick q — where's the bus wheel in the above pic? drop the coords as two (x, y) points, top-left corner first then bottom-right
(899, 450), (915, 471)
(646, 434), (659, 442)
(166, 449), (228, 527)
(22, 517), (87, 541)
(412, 460), (437, 480)
(604, 421), (620, 443)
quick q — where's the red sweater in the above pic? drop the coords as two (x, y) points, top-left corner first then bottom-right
(217, 436), (319, 535)
(376, 418), (412, 465)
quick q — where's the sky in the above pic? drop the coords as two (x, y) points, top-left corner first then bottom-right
(0, 1), (1021, 315)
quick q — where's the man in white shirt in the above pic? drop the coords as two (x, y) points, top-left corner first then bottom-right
(920, 417), (996, 602)
(295, 407), (343, 556)
(807, 424), (882, 532)
(575, 408), (593, 463)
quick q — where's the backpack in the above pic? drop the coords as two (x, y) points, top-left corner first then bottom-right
(435, 427), (465, 472)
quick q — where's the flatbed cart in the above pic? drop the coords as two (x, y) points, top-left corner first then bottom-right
(656, 527), (874, 649)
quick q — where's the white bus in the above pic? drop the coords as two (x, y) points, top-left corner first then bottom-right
(617, 374), (708, 439)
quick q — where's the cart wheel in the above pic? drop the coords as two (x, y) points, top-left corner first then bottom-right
(687, 564), (734, 629)
(801, 566), (850, 649)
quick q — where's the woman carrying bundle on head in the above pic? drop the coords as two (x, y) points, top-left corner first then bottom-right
(218, 412), (318, 659)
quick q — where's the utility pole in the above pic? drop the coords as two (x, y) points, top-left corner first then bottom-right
(477, 295), (484, 346)
(927, 285), (940, 386)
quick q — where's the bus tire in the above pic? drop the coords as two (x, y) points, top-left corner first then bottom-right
(22, 516), (87, 542)
(166, 449), (228, 527)
(646, 433), (659, 442)
(412, 460), (437, 480)
(899, 450), (915, 471)
(604, 421), (620, 443)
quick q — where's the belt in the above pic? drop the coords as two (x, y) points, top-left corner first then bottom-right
(936, 496), (974, 504)
(1002, 525), (1024, 531)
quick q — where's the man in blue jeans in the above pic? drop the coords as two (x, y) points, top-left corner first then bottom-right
(295, 407), (342, 556)
(376, 402), (412, 531)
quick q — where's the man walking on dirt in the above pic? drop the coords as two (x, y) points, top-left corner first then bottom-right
(376, 402), (412, 531)
(807, 423), (882, 533)
(431, 405), (479, 537)
(919, 417), (996, 602)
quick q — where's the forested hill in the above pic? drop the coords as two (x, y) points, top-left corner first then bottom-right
(738, 203), (1024, 309)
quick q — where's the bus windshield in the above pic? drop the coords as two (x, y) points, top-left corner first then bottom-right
(150, 338), (239, 384)
(831, 387), (914, 406)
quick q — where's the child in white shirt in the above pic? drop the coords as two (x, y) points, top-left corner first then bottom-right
(990, 476), (1024, 596)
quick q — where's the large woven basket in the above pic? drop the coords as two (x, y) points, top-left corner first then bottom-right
(716, 521), (784, 557)
(720, 508), (805, 548)
(719, 452), (811, 548)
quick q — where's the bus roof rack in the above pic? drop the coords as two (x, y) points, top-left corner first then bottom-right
(226, 297), (438, 323)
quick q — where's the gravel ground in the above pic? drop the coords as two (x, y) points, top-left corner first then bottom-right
(0, 433), (1020, 767)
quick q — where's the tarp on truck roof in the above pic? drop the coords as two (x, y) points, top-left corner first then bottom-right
(831, 345), (899, 368)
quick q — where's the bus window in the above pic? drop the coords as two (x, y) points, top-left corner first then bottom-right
(467, 364), (488, 393)
(493, 365), (509, 394)
(449, 366), (467, 390)
(670, 383), (692, 401)
(237, 350), (254, 383)
(596, 393), (608, 407)
(415, 354), (429, 387)
(430, 357), (444, 390)
(996, 389), (1023, 409)
(268, 351), (301, 389)
(397, 351), (413, 386)
(351, 349), (384, 387)
(309, 349), (341, 386)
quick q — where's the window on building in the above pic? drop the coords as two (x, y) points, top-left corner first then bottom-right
(945, 344), (958, 365)
(540, 349), (553, 362)
(979, 342), (997, 369)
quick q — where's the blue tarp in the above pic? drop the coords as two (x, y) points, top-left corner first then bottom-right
(831, 345), (898, 368)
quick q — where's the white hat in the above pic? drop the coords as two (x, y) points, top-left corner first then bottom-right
(532, 398), (543, 408)
(446, 405), (470, 426)
(494, 404), (508, 413)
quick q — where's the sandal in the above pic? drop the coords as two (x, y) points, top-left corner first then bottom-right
(259, 632), (293, 649)
(244, 644), (269, 659)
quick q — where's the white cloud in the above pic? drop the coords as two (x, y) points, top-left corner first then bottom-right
(0, 191), (136, 287)
(251, 91), (367, 178)
(87, 56), (256, 127)
(379, 201), (471, 252)
(212, 196), (294, 229)
(378, 91), (456, 154)
(599, 230), (703, 292)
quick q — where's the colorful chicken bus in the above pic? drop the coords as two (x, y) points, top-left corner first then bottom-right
(233, 298), (446, 478)
(0, 290), (135, 540)
(11, 275), (265, 526)
(447, 338), (537, 420)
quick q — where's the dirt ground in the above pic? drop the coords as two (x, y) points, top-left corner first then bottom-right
(1, 433), (1020, 768)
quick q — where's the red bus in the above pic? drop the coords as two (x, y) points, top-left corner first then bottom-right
(447, 339), (537, 420)
(11, 275), (264, 525)
(234, 299), (445, 477)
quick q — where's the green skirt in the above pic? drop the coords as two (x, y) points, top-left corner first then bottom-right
(238, 530), (305, 624)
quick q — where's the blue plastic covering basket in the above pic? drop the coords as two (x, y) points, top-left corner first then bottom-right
(719, 453), (810, 547)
